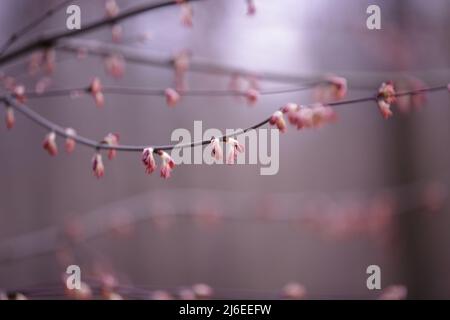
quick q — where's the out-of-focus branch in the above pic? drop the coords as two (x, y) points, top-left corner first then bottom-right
(0, 0), (73, 56)
(0, 0), (203, 67)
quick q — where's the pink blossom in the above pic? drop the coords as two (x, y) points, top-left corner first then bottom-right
(180, 3), (193, 27)
(5, 106), (14, 130)
(158, 150), (175, 179)
(245, 88), (259, 106)
(102, 133), (120, 160)
(165, 88), (180, 107)
(377, 81), (396, 119)
(92, 153), (105, 178)
(43, 132), (58, 156)
(142, 148), (156, 174)
(210, 137), (223, 160)
(64, 128), (77, 153)
(90, 77), (104, 108)
(226, 137), (245, 164)
(269, 110), (287, 133)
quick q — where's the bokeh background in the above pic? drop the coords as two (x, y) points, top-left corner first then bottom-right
(0, 0), (450, 299)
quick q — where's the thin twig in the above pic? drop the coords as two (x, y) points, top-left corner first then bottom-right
(22, 83), (319, 99)
(1, 85), (448, 154)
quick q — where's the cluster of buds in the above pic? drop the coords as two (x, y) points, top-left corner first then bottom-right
(142, 148), (176, 179)
(43, 132), (58, 156)
(104, 54), (126, 78)
(228, 73), (260, 105)
(377, 81), (396, 119)
(105, 0), (122, 42)
(89, 77), (104, 107)
(42, 129), (78, 156)
(165, 87), (181, 107)
(179, 2), (194, 27)
(314, 75), (348, 102)
(270, 102), (337, 132)
(28, 48), (56, 75)
(102, 133), (120, 160)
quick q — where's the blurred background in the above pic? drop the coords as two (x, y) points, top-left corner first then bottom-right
(0, 0), (450, 299)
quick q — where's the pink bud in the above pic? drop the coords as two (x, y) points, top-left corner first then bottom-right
(105, 0), (119, 17)
(180, 3), (193, 27)
(245, 88), (259, 106)
(174, 51), (190, 91)
(104, 54), (125, 78)
(192, 283), (213, 299)
(246, 0), (256, 16)
(102, 133), (120, 160)
(90, 77), (102, 95)
(92, 153), (105, 179)
(111, 24), (123, 43)
(326, 75), (347, 100)
(226, 137), (245, 164)
(65, 128), (77, 153)
(90, 77), (104, 108)
(158, 150), (175, 179)
(210, 137), (223, 160)
(44, 49), (56, 74)
(378, 285), (407, 300)
(5, 106), (14, 130)
(281, 282), (307, 299)
(65, 281), (92, 300)
(281, 103), (300, 125)
(142, 148), (156, 174)
(43, 132), (58, 156)
(269, 110), (287, 133)
(165, 88), (180, 107)
(377, 81), (396, 119)
(13, 85), (26, 103)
